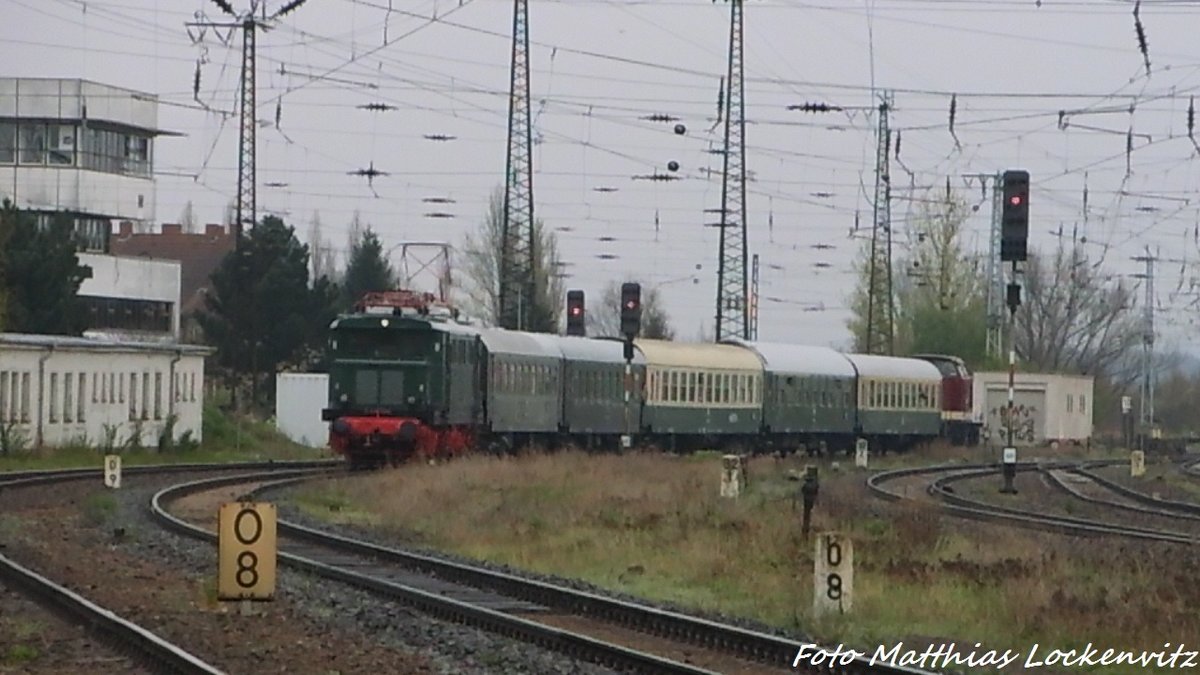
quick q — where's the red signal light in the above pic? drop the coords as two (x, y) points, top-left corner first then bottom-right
(570, 306), (581, 316)
(1010, 195), (1022, 206)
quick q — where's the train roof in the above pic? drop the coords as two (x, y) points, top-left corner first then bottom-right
(844, 353), (943, 380)
(477, 328), (563, 360)
(634, 338), (763, 371)
(724, 339), (855, 378)
(554, 336), (647, 365)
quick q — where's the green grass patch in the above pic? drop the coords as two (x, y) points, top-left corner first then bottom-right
(0, 404), (331, 472)
(290, 451), (1197, 674)
(3, 644), (39, 665)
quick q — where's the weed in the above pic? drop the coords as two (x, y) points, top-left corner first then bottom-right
(292, 451), (1200, 662)
(4, 644), (38, 665)
(82, 492), (117, 527)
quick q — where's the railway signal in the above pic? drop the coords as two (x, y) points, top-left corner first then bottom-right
(1000, 170), (1029, 262)
(565, 290), (586, 336)
(620, 282), (642, 338)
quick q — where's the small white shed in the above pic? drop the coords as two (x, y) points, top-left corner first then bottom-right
(275, 372), (329, 448)
(973, 372), (1094, 447)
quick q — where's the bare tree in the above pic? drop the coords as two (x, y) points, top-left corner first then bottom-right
(178, 201), (197, 233)
(847, 189), (987, 361)
(457, 186), (563, 330)
(587, 280), (675, 339)
(308, 210), (339, 283)
(1014, 237), (1141, 380)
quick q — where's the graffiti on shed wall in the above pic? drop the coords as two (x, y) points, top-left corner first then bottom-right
(983, 389), (1044, 446)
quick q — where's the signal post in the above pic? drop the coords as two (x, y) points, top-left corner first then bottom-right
(620, 283), (642, 450)
(999, 169), (1028, 495)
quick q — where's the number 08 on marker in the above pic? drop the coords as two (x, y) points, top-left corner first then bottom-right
(218, 502), (277, 601)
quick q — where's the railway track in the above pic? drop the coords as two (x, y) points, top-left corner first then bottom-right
(0, 461), (335, 675)
(868, 460), (1198, 545)
(152, 469), (933, 675)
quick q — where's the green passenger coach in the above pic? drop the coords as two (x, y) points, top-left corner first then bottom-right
(725, 340), (856, 443)
(636, 338), (763, 448)
(845, 353), (942, 446)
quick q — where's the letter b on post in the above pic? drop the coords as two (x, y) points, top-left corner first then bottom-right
(813, 532), (853, 616)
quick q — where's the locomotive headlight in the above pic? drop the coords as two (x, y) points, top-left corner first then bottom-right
(339, 394), (348, 402)
(381, 319), (390, 328)
(407, 396), (416, 404)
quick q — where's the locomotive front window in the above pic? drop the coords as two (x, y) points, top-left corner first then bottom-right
(336, 329), (428, 359)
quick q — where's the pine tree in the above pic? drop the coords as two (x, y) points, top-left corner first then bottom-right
(340, 227), (396, 310)
(199, 215), (336, 408)
(0, 201), (88, 335)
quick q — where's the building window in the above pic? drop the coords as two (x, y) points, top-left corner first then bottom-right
(18, 123), (45, 165)
(47, 124), (76, 166)
(49, 373), (59, 423)
(128, 372), (137, 421)
(78, 373), (86, 423)
(63, 373), (73, 423)
(0, 122), (14, 163)
(80, 125), (152, 178)
(142, 372), (150, 420)
(80, 296), (173, 334)
(20, 373), (30, 422)
(0, 372), (7, 422)
(1080, 395), (1086, 414)
(1067, 395), (1073, 413)
(154, 372), (162, 420)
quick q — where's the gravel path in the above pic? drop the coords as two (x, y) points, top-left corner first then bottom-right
(1, 472), (615, 675)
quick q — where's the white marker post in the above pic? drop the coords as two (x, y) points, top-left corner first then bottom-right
(813, 532), (853, 616)
(1130, 450), (1146, 478)
(854, 438), (868, 469)
(103, 455), (121, 489)
(720, 454), (744, 498)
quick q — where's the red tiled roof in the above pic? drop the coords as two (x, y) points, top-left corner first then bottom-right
(109, 223), (235, 316)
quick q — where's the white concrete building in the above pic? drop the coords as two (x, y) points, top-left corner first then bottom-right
(78, 253), (182, 340)
(973, 372), (1094, 447)
(0, 78), (182, 340)
(275, 372), (330, 448)
(0, 333), (210, 449)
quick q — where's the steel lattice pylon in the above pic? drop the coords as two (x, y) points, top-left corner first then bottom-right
(235, 17), (256, 241)
(498, 0), (536, 331)
(714, 0), (749, 342)
(865, 93), (895, 355)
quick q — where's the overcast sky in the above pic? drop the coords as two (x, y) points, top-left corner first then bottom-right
(6, 0), (1200, 350)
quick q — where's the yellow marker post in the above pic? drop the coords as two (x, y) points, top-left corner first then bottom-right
(218, 502), (277, 605)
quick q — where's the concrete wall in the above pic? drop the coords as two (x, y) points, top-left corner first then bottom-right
(78, 253), (181, 338)
(0, 166), (155, 223)
(275, 373), (329, 448)
(0, 78), (158, 130)
(0, 337), (207, 449)
(974, 372), (1094, 446)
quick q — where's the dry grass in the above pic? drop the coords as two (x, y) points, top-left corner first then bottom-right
(295, 450), (1198, 670)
